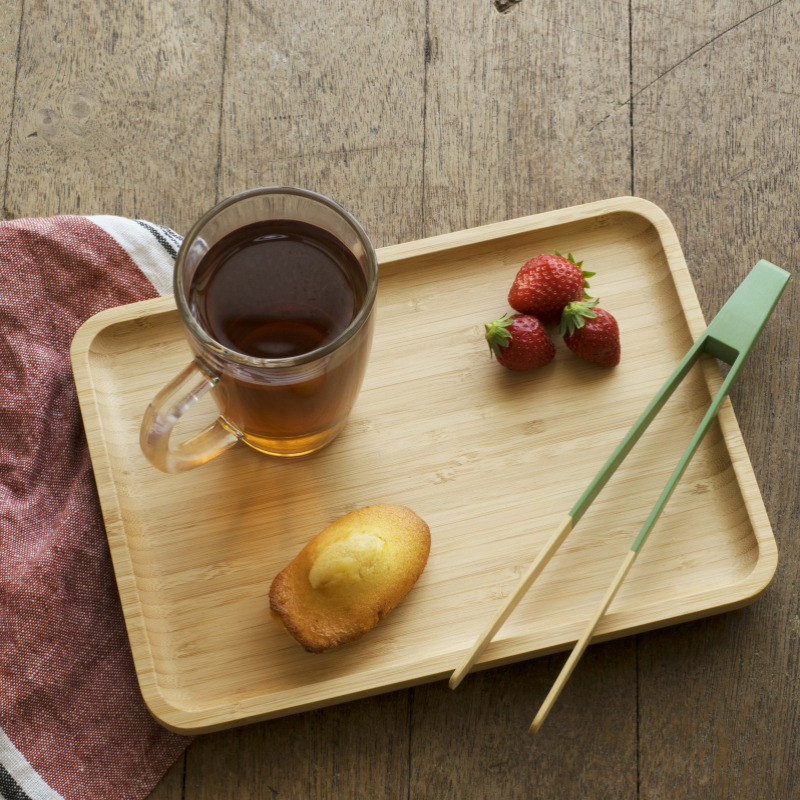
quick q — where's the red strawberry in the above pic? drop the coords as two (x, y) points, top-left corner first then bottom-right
(508, 251), (595, 324)
(559, 300), (620, 367)
(485, 314), (556, 371)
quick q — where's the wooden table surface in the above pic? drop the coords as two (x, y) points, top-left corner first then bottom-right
(1, 1), (797, 797)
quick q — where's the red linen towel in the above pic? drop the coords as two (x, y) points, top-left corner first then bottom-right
(0, 216), (190, 800)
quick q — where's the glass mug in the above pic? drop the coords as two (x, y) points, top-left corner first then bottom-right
(140, 187), (378, 473)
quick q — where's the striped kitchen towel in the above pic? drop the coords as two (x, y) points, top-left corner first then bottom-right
(0, 216), (190, 800)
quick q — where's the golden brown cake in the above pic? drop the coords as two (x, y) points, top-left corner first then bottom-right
(269, 504), (431, 653)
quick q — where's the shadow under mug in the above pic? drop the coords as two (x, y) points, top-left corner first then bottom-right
(140, 187), (378, 473)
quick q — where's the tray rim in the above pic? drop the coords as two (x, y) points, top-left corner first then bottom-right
(71, 196), (778, 733)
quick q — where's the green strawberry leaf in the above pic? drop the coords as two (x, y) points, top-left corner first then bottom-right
(559, 299), (599, 338)
(485, 314), (514, 358)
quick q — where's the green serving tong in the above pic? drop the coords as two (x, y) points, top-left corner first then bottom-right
(449, 259), (790, 733)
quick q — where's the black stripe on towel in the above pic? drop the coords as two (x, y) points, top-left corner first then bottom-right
(135, 219), (180, 259)
(156, 222), (183, 248)
(0, 761), (35, 800)
(142, 219), (183, 250)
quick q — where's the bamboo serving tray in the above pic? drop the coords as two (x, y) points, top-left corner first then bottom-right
(71, 197), (777, 734)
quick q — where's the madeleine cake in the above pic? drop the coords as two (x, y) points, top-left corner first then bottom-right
(269, 504), (431, 653)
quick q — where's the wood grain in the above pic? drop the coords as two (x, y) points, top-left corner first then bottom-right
(409, 640), (637, 800)
(184, 691), (410, 800)
(217, 0), (427, 248)
(0, 0), (21, 211)
(632, 0), (778, 91)
(449, 515), (573, 690)
(633, 1), (800, 797)
(422, 0), (632, 237)
(4, 0), (225, 231)
(530, 550), (639, 734)
(410, 3), (637, 796)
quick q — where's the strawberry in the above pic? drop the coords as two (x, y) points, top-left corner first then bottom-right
(485, 314), (556, 371)
(559, 300), (620, 367)
(508, 251), (595, 324)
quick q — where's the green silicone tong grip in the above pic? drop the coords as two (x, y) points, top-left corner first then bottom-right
(568, 259), (790, 552)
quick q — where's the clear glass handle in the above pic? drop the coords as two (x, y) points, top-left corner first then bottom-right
(140, 361), (239, 473)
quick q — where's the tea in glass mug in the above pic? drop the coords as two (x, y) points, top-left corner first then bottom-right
(140, 187), (378, 473)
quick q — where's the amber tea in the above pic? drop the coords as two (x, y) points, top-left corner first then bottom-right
(188, 219), (371, 455)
